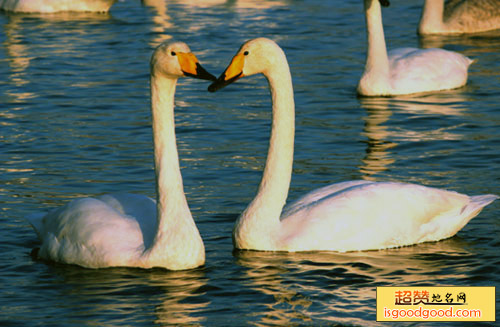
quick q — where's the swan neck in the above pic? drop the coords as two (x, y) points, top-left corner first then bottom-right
(236, 57), (295, 248)
(419, 0), (445, 33)
(260, 67), (295, 206)
(140, 72), (204, 269)
(150, 74), (190, 229)
(363, 0), (389, 76)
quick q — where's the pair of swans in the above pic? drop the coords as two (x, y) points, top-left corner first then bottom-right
(29, 37), (497, 270)
(0, 0), (117, 13)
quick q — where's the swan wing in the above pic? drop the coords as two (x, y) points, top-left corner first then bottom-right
(97, 193), (157, 247)
(280, 182), (496, 252)
(30, 196), (152, 268)
(388, 48), (472, 94)
(281, 180), (374, 219)
(387, 47), (417, 61)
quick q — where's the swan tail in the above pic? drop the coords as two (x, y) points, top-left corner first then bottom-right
(453, 194), (498, 231)
(419, 194), (497, 243)
(452, 194), (497, 232)
(466, 194), (498, 216)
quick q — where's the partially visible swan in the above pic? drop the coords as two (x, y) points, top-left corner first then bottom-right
(358, 0), (473, 96)
(28, 41), (216, 270)
(208, 37), (498, 252)
(0, 0), (117, 13)
(419, 0), (500, 35)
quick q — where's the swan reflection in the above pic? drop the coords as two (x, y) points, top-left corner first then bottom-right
(358, 93), (468, 180)
(47, 266), (208, 326)
(419, 29), (500, 51)
(167, 0), (287, 9)
(235, 238), (475, 326)
(142, 0), (173, 46)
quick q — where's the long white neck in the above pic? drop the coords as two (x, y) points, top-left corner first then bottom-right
(234, 53), (295, 250)
(140, 69), (204, 269)
(150, 73), (192, 227)
(141, 72), (204, 269)
(418, 0), (445, 34)
(363, 0), (390, 81)
(151, 74), (190, 217)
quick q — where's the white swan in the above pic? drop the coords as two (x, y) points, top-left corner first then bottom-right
(208, 37), (498, 252)
(28, 41), (216, 270)
(357, 0), (473, 96)
(419, 0), (500, 35)
(0, 0), (117, 13)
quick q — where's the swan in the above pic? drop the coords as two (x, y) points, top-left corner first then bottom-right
(28, 41), (216, 270)
(208, 37), (498, 252)
(357, 0), (473, 96)
(419, 0), (500, 35)
(0, 0), (117, 13)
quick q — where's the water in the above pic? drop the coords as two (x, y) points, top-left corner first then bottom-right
(0, 0), (499, 326)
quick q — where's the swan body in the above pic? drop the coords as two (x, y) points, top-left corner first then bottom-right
(358, 0), (473, 96)
(28, 41), (216, 270)
(419, 0), (500, 35)
(0, 0), (117, 13)
(208, 37), (498, 252)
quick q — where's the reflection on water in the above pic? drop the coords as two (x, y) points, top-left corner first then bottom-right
(235, 238), (475, 326)
(166, 0), (287, 9)
(2, 11), (112, 100)
(151, 269), (209, 326)
(418, 29), (500, 50)
(44, 265), (209, 326)
(358, 92), (468, 180)
(359, 98), (396, 180)
(142, 0), (173, 46)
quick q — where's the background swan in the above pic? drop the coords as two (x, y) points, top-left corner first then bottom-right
(419, 0), (500, 35)
(208, 37), (497, 252)
(28, 41), (215, 270)
(358, 0), (473, 96)
(0, 0), (117, 13)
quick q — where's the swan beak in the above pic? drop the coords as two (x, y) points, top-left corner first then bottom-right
(178, 52), (216, 81)
(379, 0), (390, 7)
(208, 53), (245, 92)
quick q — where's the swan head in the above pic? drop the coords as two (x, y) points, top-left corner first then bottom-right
(208, 37), (287, 92)
(151, 41), (216, 81)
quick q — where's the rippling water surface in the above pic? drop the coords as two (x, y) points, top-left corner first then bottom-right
(1, 1), (499, 326)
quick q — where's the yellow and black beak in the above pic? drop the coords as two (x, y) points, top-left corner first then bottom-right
(208, 52), (245, 92)
(177, 52), (216, 81)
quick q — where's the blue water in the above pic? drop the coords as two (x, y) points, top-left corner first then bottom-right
(0, 1), (499, 326)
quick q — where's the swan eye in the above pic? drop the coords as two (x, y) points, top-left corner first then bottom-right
(171, 51), (176, 56)
(243, 51), (249, 56)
